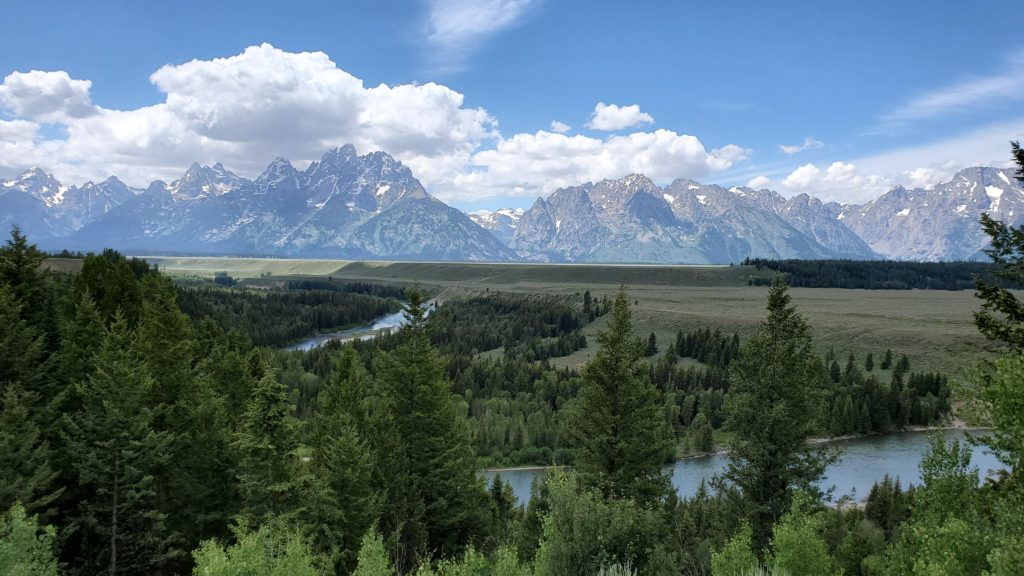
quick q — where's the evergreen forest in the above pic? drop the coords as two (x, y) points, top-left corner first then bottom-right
(2, 141), (1024, 575)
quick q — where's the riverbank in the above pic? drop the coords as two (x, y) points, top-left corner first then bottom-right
(480, 424), (991, 473)
(480, 429), (1001, 505)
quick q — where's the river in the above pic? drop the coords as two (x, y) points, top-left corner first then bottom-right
(285, 317), (1003, 506)
(283, 309), (410, 352)
(481, 429), (1002, 505)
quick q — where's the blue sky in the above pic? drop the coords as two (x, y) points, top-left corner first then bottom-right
(2, 0), (1023, 210)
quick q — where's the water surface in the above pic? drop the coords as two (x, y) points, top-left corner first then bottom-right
(482, 430), (1001, 504)
(283, 309), (409, 352)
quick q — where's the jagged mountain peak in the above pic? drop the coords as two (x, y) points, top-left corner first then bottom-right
(11, 146), (1019, 264)
(5, 166), (59, 189)
(299, 145), (428, 213)
(168, 161), (248, 200)
(841, 166), (1024, 260)
(592, 173), (659, 195)
(468, 207), (525, 244)
(327, 143), (358, 160)
(41, 145), (515, 262)
(3, 167), (65, 207)
(508, 170), (878, 263)
(255, 157), (300, 188)
(668, 177), (708, 190)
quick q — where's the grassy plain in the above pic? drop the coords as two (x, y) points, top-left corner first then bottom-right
(145, 257), (992, 378)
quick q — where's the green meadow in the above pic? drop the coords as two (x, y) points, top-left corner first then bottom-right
(143, 257), (991, 378)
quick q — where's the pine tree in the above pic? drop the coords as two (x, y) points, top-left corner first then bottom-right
(171, 374), (238, 562)
(374, 290), (488, 571)
(881, 349), (893, 370)
(645, 332), (658, 357)
(567, 287), (672, 503)
(0, 386), (61, 522)
(896, 354), (910, 374)
(864, 475), (907, 539)
(76, 250), (145, 326)
(196, 336), (255, 420)
(721, 276), (833, 557)
(65, 314), (172, 575)
(692, 413), (714, 453)
(0, 227), (45, 308)
(864, 352), (874, 372)
(133, 274), (221, 568)
(0, 285), (45, 400)
(135, 274), (196, 418)
(45, 294), (106, 565)
(302, 348), (378, 573)
(52, 293), (104, 409)
(234, 369), (300, 528)
(0, 227), (58, 351)
(486, 475), (519, 550)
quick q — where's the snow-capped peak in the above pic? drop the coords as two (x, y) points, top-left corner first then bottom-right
(168, 162), (247, 200)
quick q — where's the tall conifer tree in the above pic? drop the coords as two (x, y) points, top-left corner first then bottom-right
(0, 285), (45, 400)
(721, 276), (832, 558)
(234, 369), (299, 528)
(0, 386), (61, 522)
(65, 314), (171, 575)
(375, 290), (487, 572)
(568, 287), (672, 503)
(303, 348), (378, 573)
(0, 227), (58, 351)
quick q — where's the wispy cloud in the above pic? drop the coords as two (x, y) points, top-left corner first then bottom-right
(879, 49), (1024, 128)
(426, 0), (538, 73)
(779, 136), (824, 155)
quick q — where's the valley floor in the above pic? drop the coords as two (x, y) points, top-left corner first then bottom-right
(145, 256), (992, 378)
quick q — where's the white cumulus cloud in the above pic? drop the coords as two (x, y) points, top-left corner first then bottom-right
(451, 129), (749, 201)
(747, 174), (771, 189)
(0, 44), (498, 186)
(903, 167), (944, 190)
(585, 102), (654, 131)
(0, 70), (97, 123)
(779, 161), (891, 201)
(0, 44), (751, 204)
(549, 120), (570, 133)
(0, 119), (38, 142)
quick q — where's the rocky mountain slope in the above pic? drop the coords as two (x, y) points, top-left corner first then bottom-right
(506, 174), (877, 263)
(467, 208), (523, 244)
(0, 168), (134, 239)
(7, 146), (516, 261)
(4, 149), (1021, 262)
(839, 167), (1024, 261)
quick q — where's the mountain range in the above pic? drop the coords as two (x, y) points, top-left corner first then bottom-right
(2, 145), (1021, 263)
(3, 146), (515, 261)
